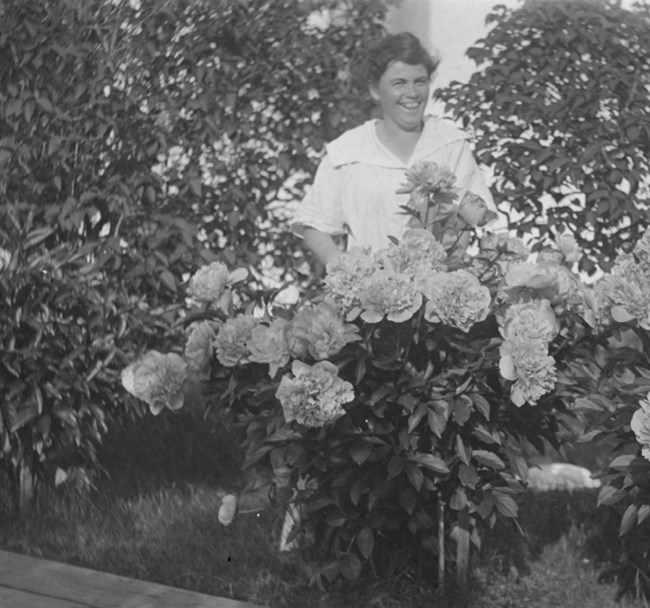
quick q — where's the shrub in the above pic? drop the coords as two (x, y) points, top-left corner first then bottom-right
(0, 0), (389, 509)
(123, 164), (592, 588)
(435, 0), (650, 274)
(0, 245), (131, 513)
(555, 228), (650, 599)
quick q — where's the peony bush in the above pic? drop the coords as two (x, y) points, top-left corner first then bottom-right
(557, 229), (650, 597)
(122, 161), (596, 586)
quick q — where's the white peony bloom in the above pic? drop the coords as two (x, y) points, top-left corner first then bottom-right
(422, 269), (491, 332)
(121, 350), (188, 415)
(275, 360), (354, 428)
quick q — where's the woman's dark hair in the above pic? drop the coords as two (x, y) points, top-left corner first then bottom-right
(363, 32), (439, 85)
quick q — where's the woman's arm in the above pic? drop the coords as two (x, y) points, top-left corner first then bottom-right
(302, 227), (343, 267)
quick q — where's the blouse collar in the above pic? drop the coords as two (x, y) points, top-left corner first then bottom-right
(326, 115), (467, 169)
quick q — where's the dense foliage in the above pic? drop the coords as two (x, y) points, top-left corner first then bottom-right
(435, 0), (650, 274)
(0, 231), (130, 512)
(0, 0), (388, 507)
(556, 237), (650, 598)
(123, 163), (595, 585)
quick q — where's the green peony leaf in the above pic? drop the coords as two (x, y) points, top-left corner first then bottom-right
(619, 504), (638, 536)
(609, 454), (635, 470)
(409, 453), (449, 475)
(598, 484), (627, 507)
(492, 491), (518, 519)
(350, 442), (372, 466)
(356, 525), (374, 560)
(637, 504), (650, 525)
(406, 463), (424, 492)
(453, 395), (472, 426)
(387, 456), (407, 479)
(472, 450), (505, 470)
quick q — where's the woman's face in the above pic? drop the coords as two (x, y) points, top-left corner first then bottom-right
(369, 60), (430, 132)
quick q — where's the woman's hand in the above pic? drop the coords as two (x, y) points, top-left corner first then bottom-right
(302, 227), (343, 267)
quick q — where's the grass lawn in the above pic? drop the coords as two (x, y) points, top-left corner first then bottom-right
(0, 411), (648, 608)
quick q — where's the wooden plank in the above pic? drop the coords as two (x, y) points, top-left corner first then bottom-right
(0, 586), (90, 608)
(0, 550), (263, 608)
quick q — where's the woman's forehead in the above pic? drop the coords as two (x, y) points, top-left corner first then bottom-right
(382, 60), (430, 79)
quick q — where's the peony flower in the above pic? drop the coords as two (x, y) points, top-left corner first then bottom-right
(458, 191), (489, 227)
(422, 269), (491, 332)
(275, 360), (354, 427)
(536, 249), (564, 265)
(187, 262), (248, 305)
(597, 256), (650, 329)
(324, 248), (377, 313)
(499, 338), (557, 407)
(121, 350), (188, 415)
(499, 299), (560, 344)
(286, 301), (360, 361)
(631, 393), (650, 461)
(577, 281), (614, 330)
(555, 232), (582, 264)
(218, 494), (238, 526)
(184, 320), (219, 371)
(214, 314), (260, 367)
(500, 261), (580, 306)
(359, 270), (423, 323)
(375, 229), (447, 282)
(397, 160), (457, 197)
(247, 318), (291, 377)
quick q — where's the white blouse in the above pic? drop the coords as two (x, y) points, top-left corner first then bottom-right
(292, 116), (496, 252)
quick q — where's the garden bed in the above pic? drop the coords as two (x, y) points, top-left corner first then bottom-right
(0, 412), (644, 608)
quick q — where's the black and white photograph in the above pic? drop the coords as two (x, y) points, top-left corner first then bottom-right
(1, 0), (649, 606)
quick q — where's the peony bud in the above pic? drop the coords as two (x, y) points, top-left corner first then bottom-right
(480, 232), (500, 251)
(556, 232), (581, 264)
(218, 494), (238, 526)
(458, 192), (488, 227)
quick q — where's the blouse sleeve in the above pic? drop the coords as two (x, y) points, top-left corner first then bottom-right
(443, 140), (497, 213)
(291, 154), (348, 238)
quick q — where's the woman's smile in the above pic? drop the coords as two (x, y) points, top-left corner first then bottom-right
(369, 60), (430, 132)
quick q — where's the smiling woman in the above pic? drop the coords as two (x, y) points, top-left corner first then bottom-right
(292, 32), (497, 266)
